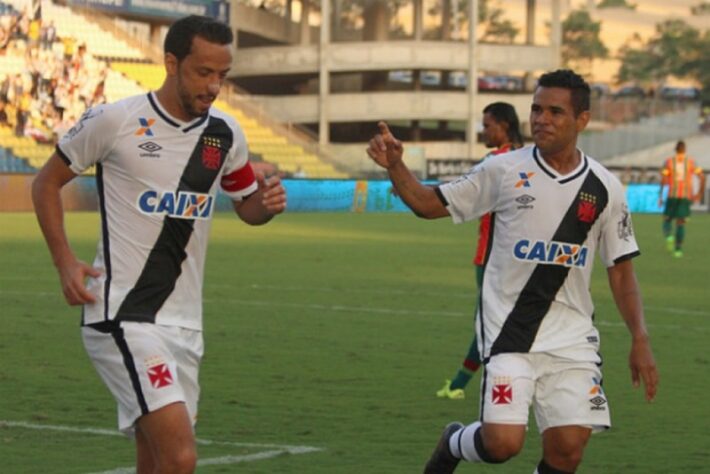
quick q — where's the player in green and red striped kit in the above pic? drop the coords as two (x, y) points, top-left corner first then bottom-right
(436, 102), (524, 399)
(658, 140), (706, 258)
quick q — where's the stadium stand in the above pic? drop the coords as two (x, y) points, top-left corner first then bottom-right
(0, 0), (347, 178)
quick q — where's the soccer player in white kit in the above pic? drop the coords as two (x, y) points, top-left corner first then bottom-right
(32, 15), (286, 473)
(367, 69), (658, 474)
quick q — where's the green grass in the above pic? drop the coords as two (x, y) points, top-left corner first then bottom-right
(1, 211), (709, 473)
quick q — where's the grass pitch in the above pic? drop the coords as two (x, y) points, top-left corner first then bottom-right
(1, 211), (709, 473)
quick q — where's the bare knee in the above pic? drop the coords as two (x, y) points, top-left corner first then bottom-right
(155, 445), (197, 474)
(543, 426), (591, 472)
(482, 424), (525, 462)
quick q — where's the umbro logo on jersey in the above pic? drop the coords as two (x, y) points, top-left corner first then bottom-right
(589, 395), (607, 410)
(515, 172), (535, 188)
(515, 194), (535, 209)
(589, 378), (607, 411)
(135, 117), (156, 136)
(513, 239), (589, 268)
(138, 141), (162, 158)
(138, 190), (214, 220)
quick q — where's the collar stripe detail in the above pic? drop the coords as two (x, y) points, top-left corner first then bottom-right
(147, 93), (180, 128)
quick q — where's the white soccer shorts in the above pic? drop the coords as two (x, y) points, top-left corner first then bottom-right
(480, 352), (611, 433)
(81, 321), (203, 435)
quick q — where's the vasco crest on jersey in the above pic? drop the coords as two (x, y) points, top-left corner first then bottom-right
(201, 136), (224, 170)
(577, 192), (598, 224)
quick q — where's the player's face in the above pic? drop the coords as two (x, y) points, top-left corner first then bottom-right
(174, 36), (232, 119)
(530, 87), (589, 155)
(482, 112), (508, 148)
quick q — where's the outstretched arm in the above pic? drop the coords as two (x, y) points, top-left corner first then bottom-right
(607, 259), (659, 402)
(32, 154), (101, 305)
(366, 121), (448, 219)
(233, 172), (287, 225)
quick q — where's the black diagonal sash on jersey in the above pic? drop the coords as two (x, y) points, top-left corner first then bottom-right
(488, 170), (609, 356)
(115, 116), (233, 323)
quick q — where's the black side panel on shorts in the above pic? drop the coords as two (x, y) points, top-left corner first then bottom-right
(115, 116), (233, 323)
(110, 324), (149, 416)
(489, 170), (609, 356)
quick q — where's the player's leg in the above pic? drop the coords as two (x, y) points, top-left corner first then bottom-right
(82, 322), (202, 473)
(135, 326), (203, 473)
(538, 425), (591, 472)
(533, 356), (610, 474)
(136, 425), (156, 474)
(662, 198), (674, 250)
(424, 421), (526, 473)
(437, 266), (484, 399)
(136, 401), (197, 474)
(662, 216), (673, 249)
(673, 198), (691, 256)
(674, 217), (686, 256)
(425, 354), (533, 471)
(451, 266), (483, 389)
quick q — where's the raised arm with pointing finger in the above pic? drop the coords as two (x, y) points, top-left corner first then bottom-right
(366, 121), (449, 219)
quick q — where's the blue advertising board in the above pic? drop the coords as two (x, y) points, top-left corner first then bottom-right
(68, 0), (229, 23)
(213, 180), (669, 214)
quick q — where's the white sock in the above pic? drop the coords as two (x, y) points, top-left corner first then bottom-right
(448, 421), (484, 462)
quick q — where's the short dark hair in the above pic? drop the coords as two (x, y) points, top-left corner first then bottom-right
(164, 15), (233, 62)
(537, 69), (590, 116)
(483, 102), (524, 149)
(676, 140), (686, 152)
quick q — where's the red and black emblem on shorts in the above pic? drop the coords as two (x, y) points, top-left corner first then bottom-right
(577, 192), (598, 223)
(202, 136), (222, 170)
(492, 384), (513, 405)
(147, 362), (174, 389)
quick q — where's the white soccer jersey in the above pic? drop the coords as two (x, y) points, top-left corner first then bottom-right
(57, 93), (258, 331)
(438, 145), (639, 361)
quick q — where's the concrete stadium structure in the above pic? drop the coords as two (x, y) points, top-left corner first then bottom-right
(228, 0), (563, 175)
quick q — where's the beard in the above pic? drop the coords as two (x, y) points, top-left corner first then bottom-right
(176, 77), (207, 119)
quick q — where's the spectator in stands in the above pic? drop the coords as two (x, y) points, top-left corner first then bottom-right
(27, 16), (40, 51)
(61, 35), (76, 61)
(40, 20), (56, 51)
(0, 74), (10, 102)
(0, 99), (10, 128)
(293, 165), (307, 178)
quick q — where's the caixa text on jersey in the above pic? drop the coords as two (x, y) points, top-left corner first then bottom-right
(513, 239), (589, 268)
(137, 190), (214, 220)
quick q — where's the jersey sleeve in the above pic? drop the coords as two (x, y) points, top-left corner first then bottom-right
(220, 121), (258, 201)
(55, 103), (123, 174)
(438, 158), (502, 224)
(598, 175), (640, 267)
